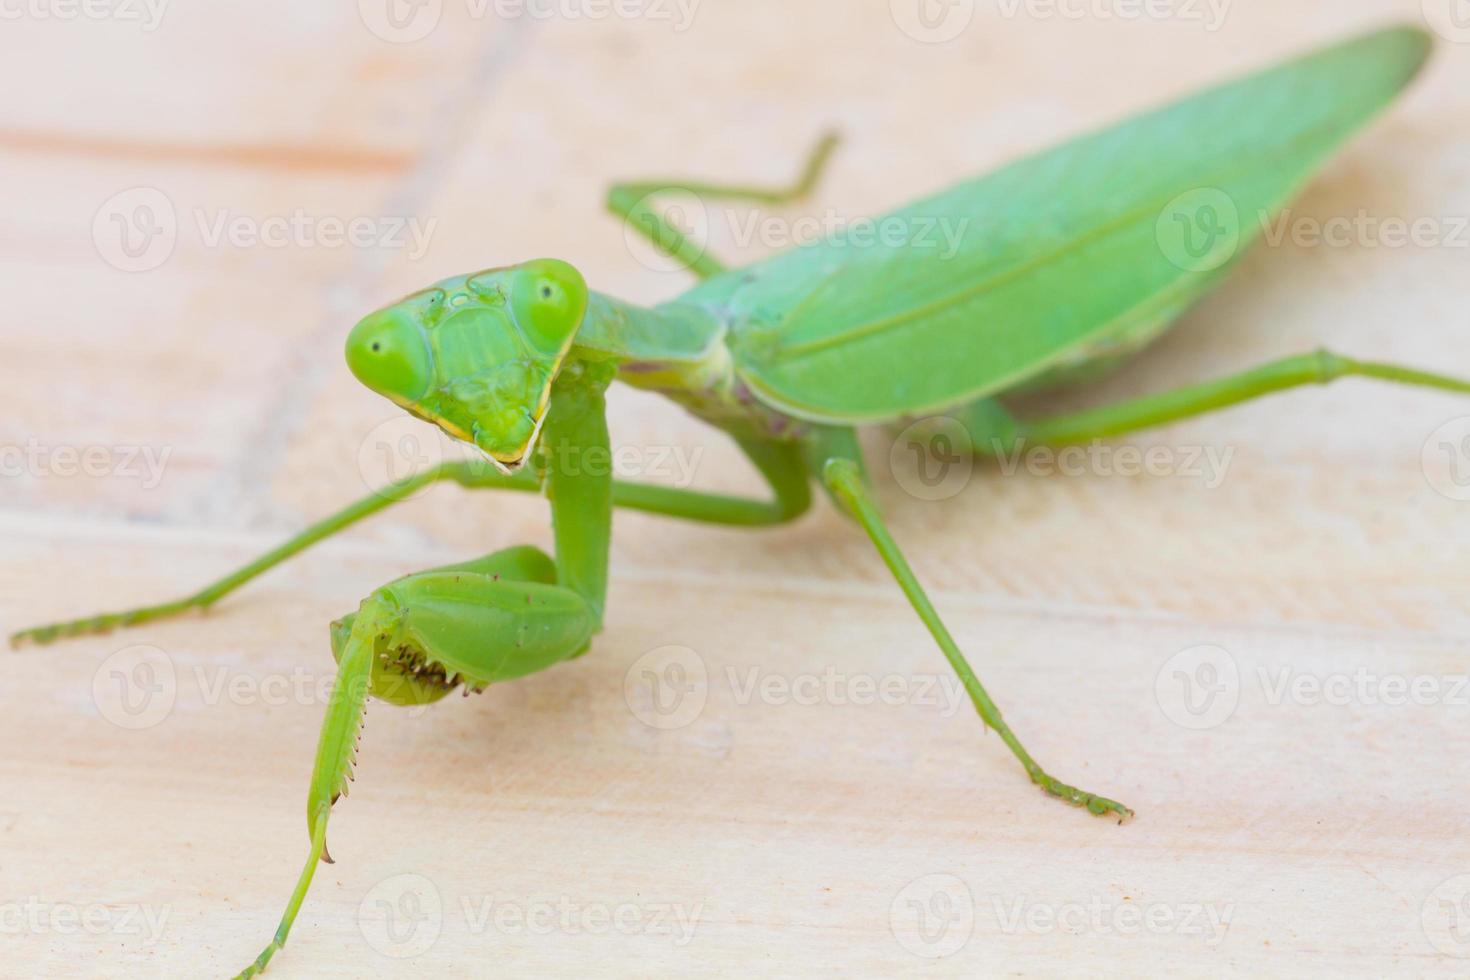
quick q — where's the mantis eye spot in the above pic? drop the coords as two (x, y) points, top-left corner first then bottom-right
(371, 342), (381, 352)
(539, 284), (553, 299)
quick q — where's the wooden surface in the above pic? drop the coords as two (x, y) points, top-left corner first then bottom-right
(4, 2), (1470, 976)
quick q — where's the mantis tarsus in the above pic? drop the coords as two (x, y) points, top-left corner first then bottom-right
(11, 24), (1461, 977)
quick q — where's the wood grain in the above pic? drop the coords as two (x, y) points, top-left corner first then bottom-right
(3, 2), (1469, 976)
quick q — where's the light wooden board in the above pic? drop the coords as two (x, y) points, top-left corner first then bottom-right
(4, 1), (1470, 976)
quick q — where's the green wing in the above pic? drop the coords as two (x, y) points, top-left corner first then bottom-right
(674, 25), (1431, 423)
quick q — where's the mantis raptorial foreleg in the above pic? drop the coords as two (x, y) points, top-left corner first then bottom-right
(233, 544), (598, 980)
(9, 438), (810, 648)
(818, 448), (1133, 821)
(993, 349), (1470, 450)
(235, 370), (616, 977)
(607, 130), (840, 279)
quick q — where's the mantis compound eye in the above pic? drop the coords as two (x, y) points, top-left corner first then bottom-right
(511, 258), (588, 357)
(344, 309), (434, 403)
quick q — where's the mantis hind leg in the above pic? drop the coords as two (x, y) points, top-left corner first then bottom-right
(232, 544), (597, 979)
(988, 349), (1470, 450)
(607, 130), (840, 279)
(813, 437), (1132, 820)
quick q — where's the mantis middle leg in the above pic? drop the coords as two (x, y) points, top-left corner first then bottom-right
(10, 434), (810, 648)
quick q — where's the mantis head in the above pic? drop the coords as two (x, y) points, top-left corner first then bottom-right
(345, 258), (589, 469)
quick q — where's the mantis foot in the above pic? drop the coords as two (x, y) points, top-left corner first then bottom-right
(232, 941), (280, 979)
(1030, 769), (1133, 823)
(10, 597), (205, 648)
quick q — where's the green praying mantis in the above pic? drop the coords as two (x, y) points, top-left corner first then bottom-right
(10, 23), (1464, 977)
